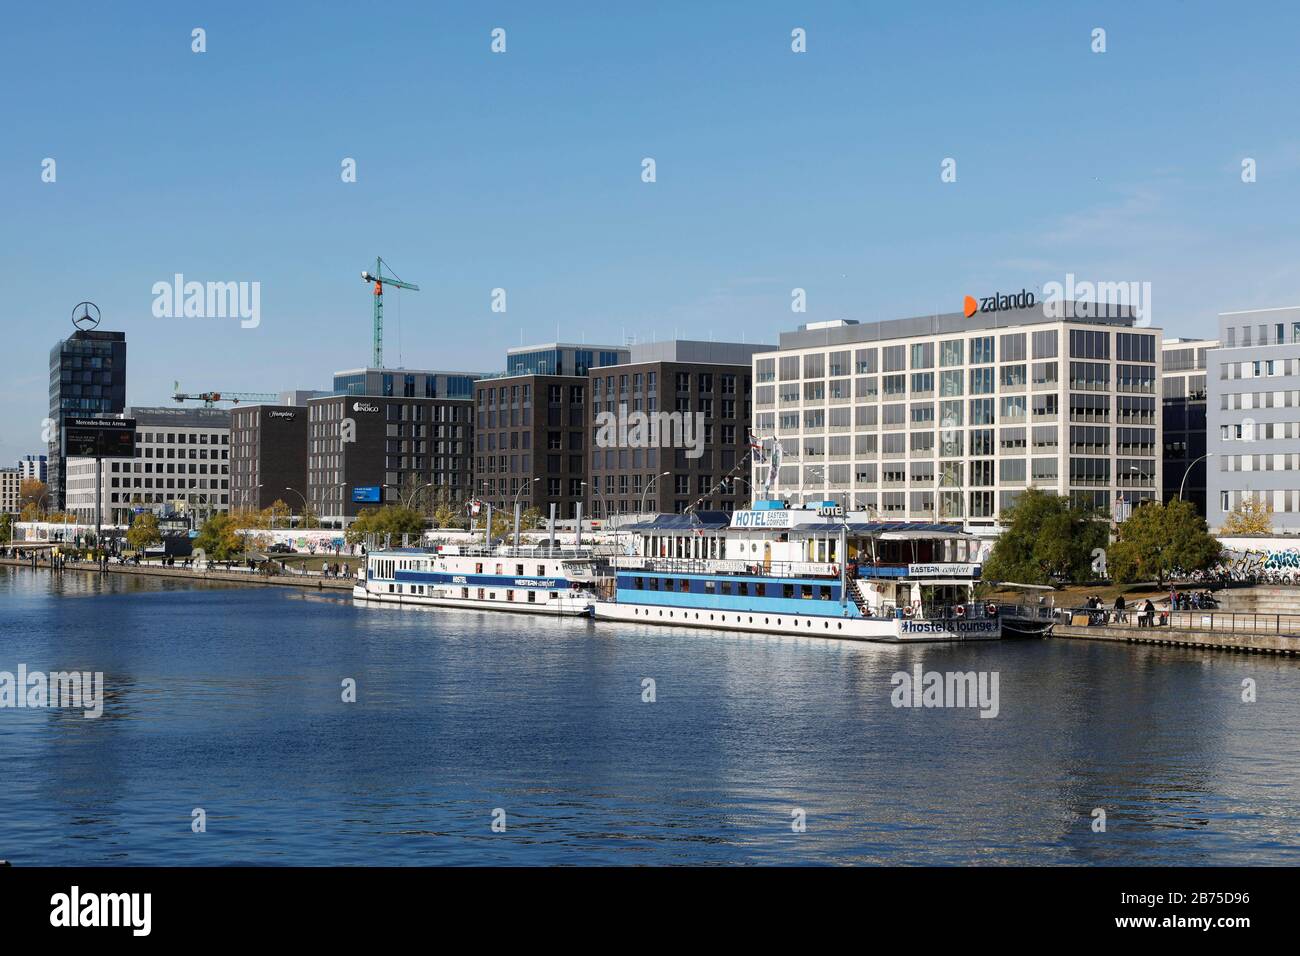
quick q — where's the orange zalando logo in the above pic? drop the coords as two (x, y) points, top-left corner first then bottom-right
(963, 295), (979, 318)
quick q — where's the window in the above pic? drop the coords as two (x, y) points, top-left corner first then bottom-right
(1069, 329), (1109, 359)
(1032, 329), (1058, 358)
(971, 336), (995, 364)
(999, 333), (1026, 362)
(940, 340), (964, 367)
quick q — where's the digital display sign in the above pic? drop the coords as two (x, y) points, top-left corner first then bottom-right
(62, 417), (137, 459)
(352, 486), (382, 503)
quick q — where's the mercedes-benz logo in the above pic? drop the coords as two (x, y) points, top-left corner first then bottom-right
(71, 301), (101, 332)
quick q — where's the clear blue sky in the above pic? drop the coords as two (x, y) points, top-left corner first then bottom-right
(3, 0), (1300, 466)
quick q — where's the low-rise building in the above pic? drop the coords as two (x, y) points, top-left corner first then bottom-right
(64, 406), (230, 526)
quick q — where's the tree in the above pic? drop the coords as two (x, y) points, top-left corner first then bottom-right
(194, 513), (244, 561)
(18, 478), (47, 510)
(1221, 495), (1273, 535)
(982, 488), (1107, 585)
(299, 504), (320, 529)
(1108, 498), (1221, 587)
(345, 505), (426, 545)
(0, 512), (12, 543)
(126, 512), (162, 552)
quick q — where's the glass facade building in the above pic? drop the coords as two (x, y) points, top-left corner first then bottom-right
(48, 329), (127, 509)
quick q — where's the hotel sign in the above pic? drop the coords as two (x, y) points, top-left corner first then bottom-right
(907, 563), (980, 578)
(730, 509), (794, 529)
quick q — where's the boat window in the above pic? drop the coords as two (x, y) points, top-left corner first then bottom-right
(756, 583), (766, 597)
(704, 581), (715, 593)
(738, 582), (749, 596)
(549, 592), (558, 600)
(475, 563), (483, 573)
(820, 586), (832, 600)
(528, 592), (536, 602)
(721, 582), (732, 595)
(516, 564), (524, 575)
(634, 577), (644, 589)
(783, 584), (795, 599)
(802, 585), (813, 600)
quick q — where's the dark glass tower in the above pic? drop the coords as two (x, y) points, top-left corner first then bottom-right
(48, 329), (127, 509)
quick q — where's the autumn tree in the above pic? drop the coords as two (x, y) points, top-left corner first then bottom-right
(125, 512), (162, 552)
(1221, 495), (1273, 535)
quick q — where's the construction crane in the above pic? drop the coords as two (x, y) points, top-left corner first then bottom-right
(361, 256), (420, 368)
(172, 381), (279, 407)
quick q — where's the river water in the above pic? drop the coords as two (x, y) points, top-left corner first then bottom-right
(1, 566), (1297, 865)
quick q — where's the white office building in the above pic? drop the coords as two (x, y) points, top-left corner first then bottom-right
(65, 406), (231, 526)
(752, 302), (1162, 528)
(1207, 307), (1300, 532)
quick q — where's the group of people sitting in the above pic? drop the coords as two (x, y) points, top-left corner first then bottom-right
(1170, 590), (1218, 610)
(1081, 595), (1163, 627)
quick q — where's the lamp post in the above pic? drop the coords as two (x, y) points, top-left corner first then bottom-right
(1178, 453), (1213, 501)
(284, 486), (308, 528)
(403, 482), (434, 511)
(641, 471), (670, 514)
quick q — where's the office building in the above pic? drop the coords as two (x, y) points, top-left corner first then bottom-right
(1207, 307), (1300, 533)
(48, 327), (127, 509)
(752, 303), (1162, 526)
(587, 341), (767, 518)
(505, 343), (628, 378)
(17, 454), (48, 484)
(64, 406), (230, 526)
(306, 393), (473, 525)
(331, 367), (480, 400)
(229, 405), (309, 513)
(473, 373), (589, 519)
(1, 468), (21, 515)
(471, 344), (627, 521)
(1161, 338), (1216, 514)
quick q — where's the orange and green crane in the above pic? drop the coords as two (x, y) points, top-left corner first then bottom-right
(361, 257), (420, 368)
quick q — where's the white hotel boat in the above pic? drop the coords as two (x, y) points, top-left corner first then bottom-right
(591, 502), (1053, 642)
(353, 544), (597, 616)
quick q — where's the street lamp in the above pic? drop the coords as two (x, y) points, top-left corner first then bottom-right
(284, 486), (308, 527)
(641, 471), (670, 514)
(1179, 453), (1214, 501)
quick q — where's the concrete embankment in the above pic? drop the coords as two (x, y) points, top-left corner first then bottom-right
(0, 557), (355, 591)
(1053, 622), (1300, 655)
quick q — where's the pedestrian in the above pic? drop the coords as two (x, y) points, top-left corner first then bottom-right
(1113, 594), (1126, 624)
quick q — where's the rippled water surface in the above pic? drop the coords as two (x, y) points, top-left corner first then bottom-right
(1, 566), (1297, 865)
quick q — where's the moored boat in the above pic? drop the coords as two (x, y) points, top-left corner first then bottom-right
(591, 502), (1017, 642)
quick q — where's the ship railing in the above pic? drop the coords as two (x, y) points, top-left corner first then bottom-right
(614, 557), (844, 578)
(433, 545), (594, 560)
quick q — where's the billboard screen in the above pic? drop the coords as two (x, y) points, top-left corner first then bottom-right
(62, 417), (137, 459)
(352, 485), (382, 503)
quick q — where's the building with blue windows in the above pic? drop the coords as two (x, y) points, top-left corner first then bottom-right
(505, 343), (627, 378)
(331, 367), (482, 400)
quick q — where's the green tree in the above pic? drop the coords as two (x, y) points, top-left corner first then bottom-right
(345, 505), (427, 545)
(0, 512), (12, 543)
(982, 488), (1107, 585)
(194, 513), (244, 561)
(126, 512), (162, 552)
(1108, 498), (1221, 587)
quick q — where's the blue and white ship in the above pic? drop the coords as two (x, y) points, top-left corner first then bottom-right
(354, 544), (597, 616)
(592, 502), (1051, 642)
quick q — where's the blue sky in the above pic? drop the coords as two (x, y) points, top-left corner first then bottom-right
(3, 0), (1300, 465)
